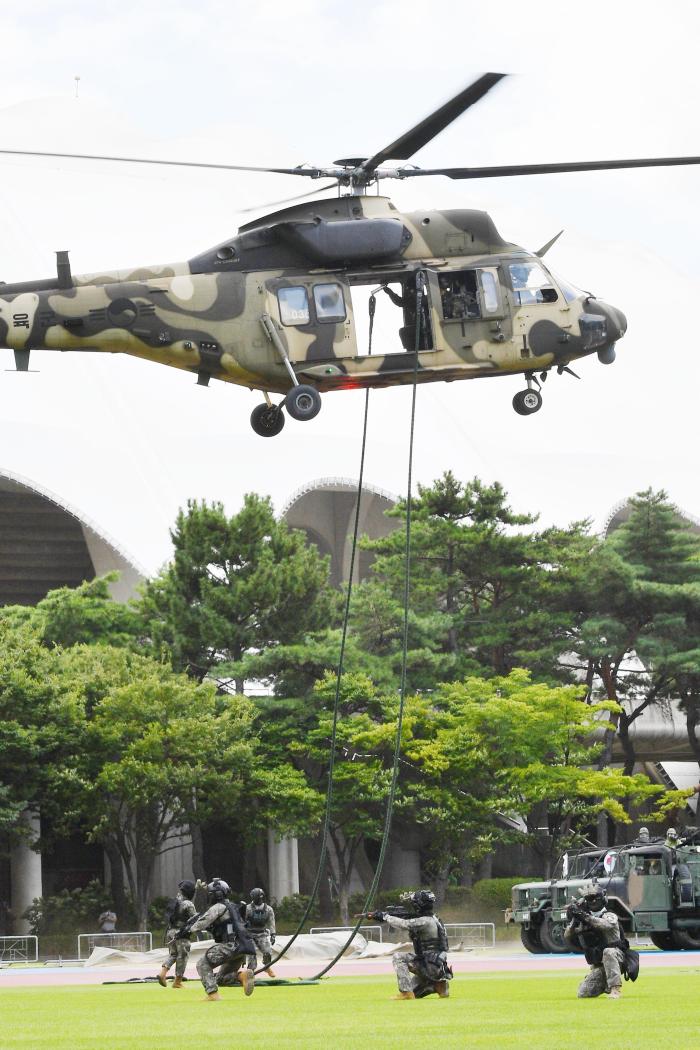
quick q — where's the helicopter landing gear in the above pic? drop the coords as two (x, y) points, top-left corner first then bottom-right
(512, 388), (542, 416)
(250, 402), (286, 437)
(284, 384), (322, 422)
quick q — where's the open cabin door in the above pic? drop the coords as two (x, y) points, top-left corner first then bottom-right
(266, 277), (357, 366)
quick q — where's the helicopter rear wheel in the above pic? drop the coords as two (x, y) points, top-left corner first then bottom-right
(250, 403), (286, 437)
(513, 388), (543, 416)
(285, 384), (322, 422)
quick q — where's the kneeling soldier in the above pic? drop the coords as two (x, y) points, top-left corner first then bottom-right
(370, 889), (452, 1000)
(177, 878), (257, 1001)
(158, 879), (197, 988)
(245, 888), (277, 977)
(565, 886), (633, 999)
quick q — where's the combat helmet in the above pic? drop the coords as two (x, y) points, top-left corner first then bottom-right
(178, 879), (196, 900)
(581, 886), (607, 915)
(407, 889), (436, 914)
(250, 887), (265, 905)
(207, 877), (231, 903)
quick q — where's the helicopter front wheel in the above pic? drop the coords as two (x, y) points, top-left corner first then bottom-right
(285, 384), (322, 422)
(251, 403), (286, 437)
(512, 388), (542, 416)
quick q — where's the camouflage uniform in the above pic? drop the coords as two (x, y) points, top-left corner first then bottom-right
(244, 901), (276, 969)
(384, 914), (452, 998)
(163, 893), (197, 978)
(566, 909), (625, 998)
(188, 901), (256, 996)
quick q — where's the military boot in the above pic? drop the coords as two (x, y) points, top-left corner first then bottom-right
(157, 965), (168, 988)
(204, 991), (222, 1001)
(608, 986), (622, 1000)
(172, 976), (184, 988)
(238, 968), (255, 996)
(392, 991), (416, 1000)
(265, 967), (277, 978)
(435, 981), (450, 998)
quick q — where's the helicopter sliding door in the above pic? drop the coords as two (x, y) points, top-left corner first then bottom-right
(267, 277), (357, 366)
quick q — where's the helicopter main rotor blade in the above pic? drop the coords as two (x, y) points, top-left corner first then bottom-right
(0, 147), (323, 178)
(361, 73), (506, 174)
(403, 155), (700, 179)
(237, 182), (340, 213)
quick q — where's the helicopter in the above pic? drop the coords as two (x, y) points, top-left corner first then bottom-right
(0, 73), (697, 437)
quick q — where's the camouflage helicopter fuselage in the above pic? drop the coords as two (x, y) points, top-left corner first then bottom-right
(0, 195), (626, 427)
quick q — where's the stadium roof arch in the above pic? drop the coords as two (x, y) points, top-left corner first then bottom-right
(0, 467), (145, 605)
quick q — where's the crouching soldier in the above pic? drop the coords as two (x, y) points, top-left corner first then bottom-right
(565, 886), (638, 1000)
(158, 879), (197, 988)
(370, 889), (452, 1000)
(245, 888), (277, 977)
(177, 878), (257, 1002)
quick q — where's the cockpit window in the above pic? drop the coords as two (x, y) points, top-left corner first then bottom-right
(313, 283), (346, 323)
(550, 272), (586, 304)
(509, 262), (558, 305)
(278, 286), (310, 326)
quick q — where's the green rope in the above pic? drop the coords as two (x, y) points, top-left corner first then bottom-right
(259, 387), (371, 973)
(310, 271), (424, 980)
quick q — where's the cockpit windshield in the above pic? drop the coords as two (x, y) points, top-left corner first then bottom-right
(548, 271), (587, 304)
(508, 261), (558, 305)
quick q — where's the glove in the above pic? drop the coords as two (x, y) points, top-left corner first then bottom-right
(370, 911), (387, 923)
(270, 935), (275, 945)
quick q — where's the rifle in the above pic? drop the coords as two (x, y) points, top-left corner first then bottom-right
(354, 904), (416, 921)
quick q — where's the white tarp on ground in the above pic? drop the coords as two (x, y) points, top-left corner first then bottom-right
(84, 932), (372, 969)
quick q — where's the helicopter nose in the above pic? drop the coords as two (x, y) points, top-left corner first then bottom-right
(604, 303), (627, 342)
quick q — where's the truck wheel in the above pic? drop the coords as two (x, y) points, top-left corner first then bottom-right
(539, 919), (569, 954)
(649, 931), (676, 951)
(520, 924), (546, 954)
(671, 927), (700, 950)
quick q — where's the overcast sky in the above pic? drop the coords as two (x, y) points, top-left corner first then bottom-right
(0, 1), (698, 573)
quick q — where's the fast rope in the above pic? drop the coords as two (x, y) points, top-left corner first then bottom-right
(310, 271), (425, 980)
(259, 381), (373, 973)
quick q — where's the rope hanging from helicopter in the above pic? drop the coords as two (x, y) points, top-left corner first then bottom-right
(308, 271), (426, 981)
(256, 316), (376, 974)
(263, 271), (425, 979)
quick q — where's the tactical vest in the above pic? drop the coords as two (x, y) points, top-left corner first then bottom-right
(573, 917), (620, 965)
(410, 916), (448, 956)
(248, 904), (268, 930)
(166, 897), (190, 927)
(212, 902), (240, 945)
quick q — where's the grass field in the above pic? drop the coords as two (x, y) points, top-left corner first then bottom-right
(3, 970), (700, 1049)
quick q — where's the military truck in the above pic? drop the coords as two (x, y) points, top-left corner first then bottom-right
(511, 834), (700, 953)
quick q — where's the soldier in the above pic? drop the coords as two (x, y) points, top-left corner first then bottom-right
(665, 827), (680, 849)
(370, 889), (452, 1000)
(244, 888), (277, 977)
(158, 879), (197, 989)
(177, 878), (257, 1002)
(564, 887), (630, 999)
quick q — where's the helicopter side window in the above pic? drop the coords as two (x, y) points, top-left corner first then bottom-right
(479, 269), (501, 314)
(509, 262), (558, 305)
(439, 271), (480, 320)
(313, 283), (346, 323)
(277, 286), (310, 326)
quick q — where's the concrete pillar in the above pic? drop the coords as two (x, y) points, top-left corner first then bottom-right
(384, 842), (421, 890)
(267, 832), (299, 903)
(10, 812), (42, 934)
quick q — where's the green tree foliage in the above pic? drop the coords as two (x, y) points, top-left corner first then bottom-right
(140, 495), (333, 686)
(56, 644), (320, 928)
(0, 621), (84, 844)
(356, 472), (590, 685)
(572, 489), (700, 773)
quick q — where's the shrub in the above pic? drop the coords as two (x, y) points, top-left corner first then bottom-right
(273, 893), (320, 926)
(472, 877), (536, 911)
(23, 879), (115, 937)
